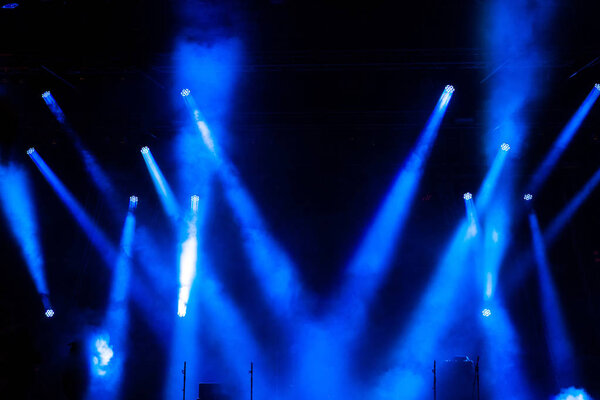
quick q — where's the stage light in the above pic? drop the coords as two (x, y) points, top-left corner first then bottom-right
(524, 193), (533, 201)
(129, 195), (138, 210)
(41, 91), (51, 99)
(445, 85), (455, 93)
(482, 308), (492, 317)
(595, 83), (600, 91)
(500, 143), (510, 151)
(45, 309), (54, 318)
(181, 88), (191, 97)
(463, 192), (472, 200)
(191, 195), (199, 212)
(2, 3), (19, 8)
(26, 148), (35, 155)
(140, 146), (149, 154)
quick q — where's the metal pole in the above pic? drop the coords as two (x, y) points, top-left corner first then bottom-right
(182, 361), (187, 400)
(249, 362), (253, 400)
(476, 356), (480, 400)
(433, 360), (436, 400)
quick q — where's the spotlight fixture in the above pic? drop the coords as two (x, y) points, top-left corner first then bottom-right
(26, 148), (35, 155)
(482, 308), (491, 317)
(140, 146), (150, 154)
(129, 195), (138, 210)
(500, 143), (510, 151)
(41, 91), (51, 99)
(191, 195), (199, 212)
(2, 3), (19, 9)
(595, 83), (600, 91)
(463, 192), (473, 201)
(45, 309), (54, 318)
(181, 88), (191, 97)
(524, 193), (533, 201)
(444, 85), (455, 94)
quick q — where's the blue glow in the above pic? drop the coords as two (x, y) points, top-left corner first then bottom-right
(529, 87), (600, 193)
(0, 163), (49, 297)
(26, 147), (34, 155)
(595, 83), (600, 91)
(28, 150), (117, 266)
(181, 88), (191, 97)
(529, 212), (575, 385)
(45, 309), (54, 318)
(553, 387), (594, 400)
(463, 192), (472, 200)
(219, 163), (302, 315)
(523, 193), (533, 201)
(465, 195), (479, 239)
(475, 146), (509, 214)
(91, 336), (114, 376)
(444, 84), (455, 93)
(42, 92), (119, 208)
(482, 308), (491, 317)
(2, 3), (18, 9)
(500, 142), (510, 151)
(140, 147), (179, 222)
(332, 86), (454, 330)
(181, 93), (218, 155)
(545, 167), (600, 244)
(129, 195), (138, 211)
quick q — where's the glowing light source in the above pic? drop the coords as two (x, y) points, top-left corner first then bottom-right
(140, 146), (149, 154)
(129, 195), (138, 210)
(595, 83), (600, 91)
(444, 85), (455, 93)
(191, 195), (199, 212)
(2, 3), (19, 8)
(41, 91), (51, 99)
(463, 192), (472, 200)
(482, 308), (492, 317)
(45, 309), (54, 318)
(92, 336), (114, 376)
(26, 148), (35, 155)
(500, 143), (510, 151)
(181, 88), (191, 97)
(524, 193), (533, 201)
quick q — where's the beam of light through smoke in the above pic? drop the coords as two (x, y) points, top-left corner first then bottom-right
(28, 149), (117, 266)
(41, 91), (119, 208)
(140, 147), (180, 222)
(529, 212), (576, 386)
(330, 86), (454, 334)
(0, 163), (49, 305)
(528, 86), (600, 194)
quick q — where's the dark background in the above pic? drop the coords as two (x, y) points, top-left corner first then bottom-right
(1, 0), (600, 398)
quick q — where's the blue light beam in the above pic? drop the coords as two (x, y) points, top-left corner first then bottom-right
(545, 167), (600, 245)
(87, 198), (137, 399)
(0, 163), (49, 300)
(28, 149), (117, 267)
(529, 212), (576, 386)
(529, 87), (600, 193)
(41, 91), (119, 208)
(333, 85), (454, 326)
(177, 195), (200, 318)
(140, 147), (180, 222)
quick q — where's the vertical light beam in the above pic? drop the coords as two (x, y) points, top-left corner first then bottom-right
(87, 196), (137, 398)
(177, 195), (200, 318)
(529, 86), (600, 194)
(140, 146), (179, 222)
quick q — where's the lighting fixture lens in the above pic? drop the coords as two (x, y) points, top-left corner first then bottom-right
(463, 192), (473, 201)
